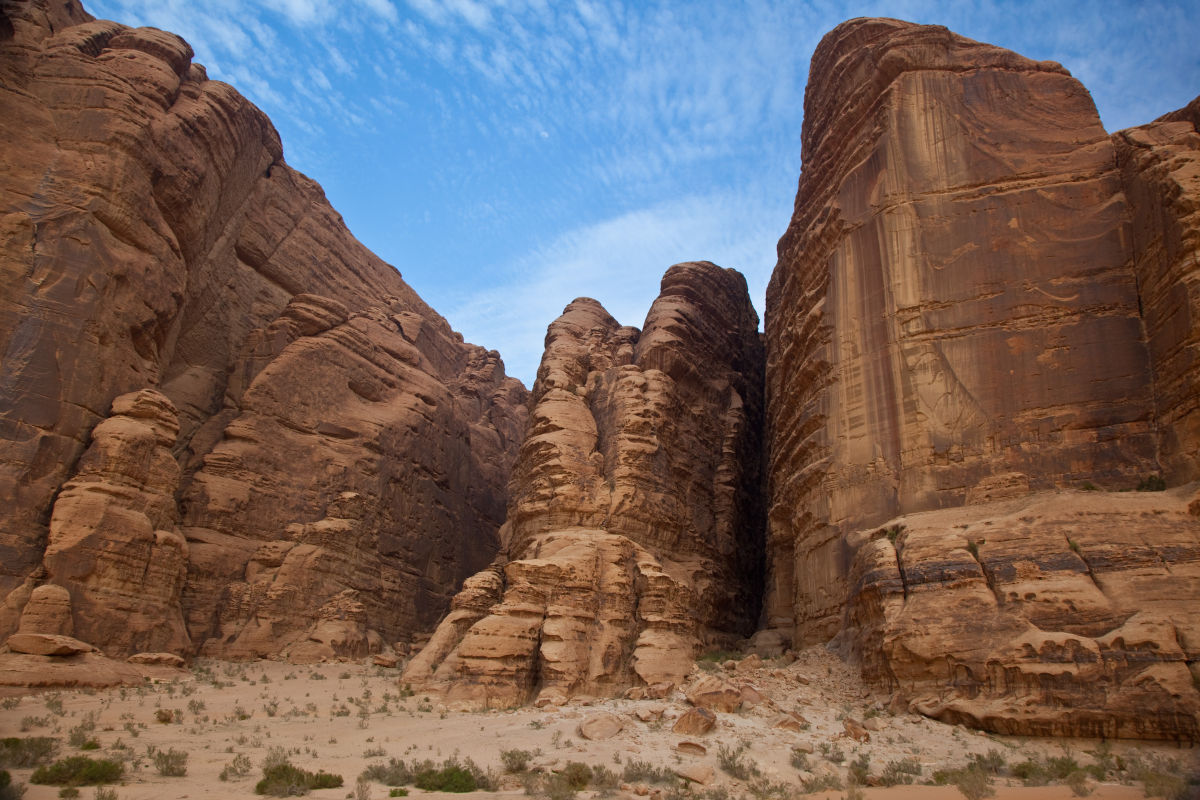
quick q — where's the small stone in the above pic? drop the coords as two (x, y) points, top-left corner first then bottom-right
(675, 741), (706, 756)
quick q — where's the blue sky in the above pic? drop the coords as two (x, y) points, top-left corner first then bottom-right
(86, 0), (1200, 386)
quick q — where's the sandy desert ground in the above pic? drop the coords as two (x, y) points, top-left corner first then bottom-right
(1, 646), (1196, 800)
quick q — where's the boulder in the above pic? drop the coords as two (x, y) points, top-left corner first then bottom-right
(672, 707), (717, 735)
(6, 633), (95, 657)
(578, 712), (624, 741)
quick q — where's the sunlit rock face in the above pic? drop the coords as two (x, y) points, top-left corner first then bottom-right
(405, 262), (766, 707)
(0, 0), (527, 660)
(765, 17), (1200, 740)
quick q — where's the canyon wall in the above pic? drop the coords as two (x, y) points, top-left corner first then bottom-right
(404, 262), (765, 707)
(765, 18), (1200, 739)
(0, 0), (527, 659)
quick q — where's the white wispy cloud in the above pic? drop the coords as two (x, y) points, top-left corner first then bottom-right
(443, 190), (786, 385)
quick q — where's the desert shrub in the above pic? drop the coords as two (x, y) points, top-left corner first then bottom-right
(1128, 756), (1189, 800)
(622, 760), (676, 785)
(1065, 769), (1092, 797)
(589, 764), (619, 795)
(560, 763), (592, 791)
(30, 756), (123, 786)
(0, 737), (57, 768)
(57, 788), (79, 799)
(800, 773), (842, 793)
(968, 750), (1006, 775)
(880, 758), (921, 786)
(502, 749), (534, 773)
(389, 791), (409, 798)
(847, 754), (870, 786)
(0, 769), (27, 800)
(255, 762), (343, 796)
(747, 777), (791, 800)
(220, 753), (252, 781)
(789, 748), (809, 770)
(94, 789), (118, 800)
(933, 765), (994, 800)
(415, 765), (475, 793)
(153, 748), (188, 777)
(717, 742), (758, 781)
(361, 758), (415, 786)
(818, 742), (845, 764)
(1137, 475), (1166, 491)
(153, 709), (173, 724)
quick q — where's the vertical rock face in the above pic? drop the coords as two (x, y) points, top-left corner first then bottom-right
(765, 18), (1158, 644)
(766, 17), (1200, 740)
(1114, 98), (1200, 484)
(0, 0), (526, 658)
(405, 262), (765, 706)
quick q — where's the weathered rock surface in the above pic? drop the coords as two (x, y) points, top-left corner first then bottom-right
(6, 632), (95, 656)
(846, 489), (1200, 740)
(1114, 98), (1200, 484)
(765, 17), (1200, 740)
(405, 262), (765, 705)
(0, 0), (526, 659)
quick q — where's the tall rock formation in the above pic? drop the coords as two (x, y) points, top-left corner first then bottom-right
(766, 17), (1200, 740)
(0, 0), (526, 659)
(404, 262), (765, 707)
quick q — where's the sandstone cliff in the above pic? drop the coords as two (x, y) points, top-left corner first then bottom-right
(404, 262), (765, 706)
(0, 0), (526, 659)
(765, 17), (1200, 740)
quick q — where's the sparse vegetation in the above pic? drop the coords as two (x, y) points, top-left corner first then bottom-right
(220, 753), (253, 781)
(621, 760), (676, 785)
(0, 737), (57, 768)
(716, 742), (759, 781)
(1136, 475), (1167, 491)
(254, 761), (343, 796)
(153, 748), (188, 777)
(932, 764), (994, 800)
(29, 756), (124, 787)
(879, 757), (922, 786)
(0, 769), (26, 800)
(501, 749), (534, 773)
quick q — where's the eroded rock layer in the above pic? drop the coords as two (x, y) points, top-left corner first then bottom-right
(765, 17), (1200, 739)
(0, 0), (526, 659)
(405, 262), (765, 706)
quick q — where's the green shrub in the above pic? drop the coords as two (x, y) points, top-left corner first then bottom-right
(255, 762), (343, 796)
(361, 758), (415, 786)
(414, 765), (475, 793)
(30, 756), (123, 786)
(1, 769), (27, 800)
(1136, 475), (1166, 492)
(57, 787), (80, 799)
(389, 791), (408, 798)
(848, 754), (870, 785)
(933, 765), (994, 800)
(0, 737), (57, 768)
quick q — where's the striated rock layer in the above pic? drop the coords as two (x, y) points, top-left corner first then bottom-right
(405, 262), (765, 706)
(765, 17), (1200, 739)
(0, 0), (526, 660)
